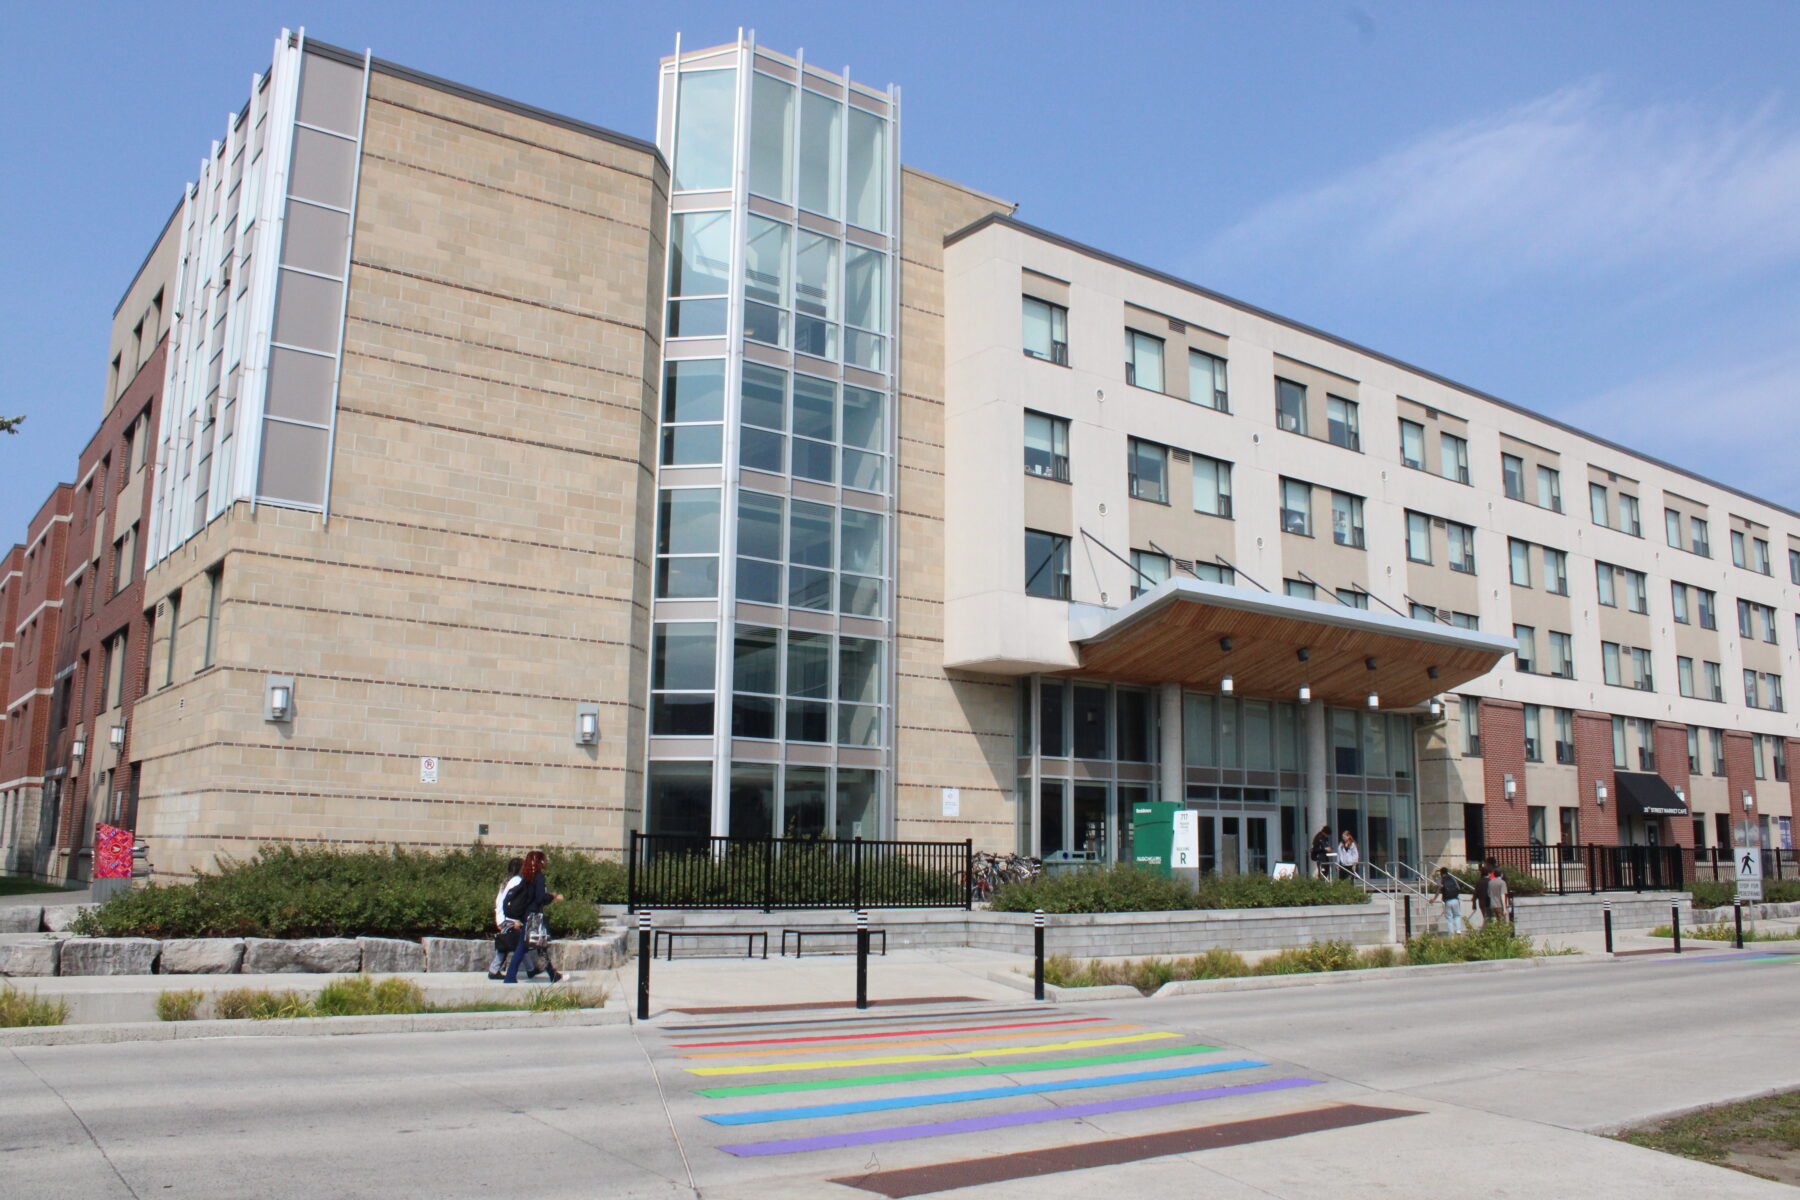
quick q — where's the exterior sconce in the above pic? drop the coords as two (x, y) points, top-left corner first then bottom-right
(1595, 781), (1608, 805)
(1675, 788), (1685, 804)
(1503, 773), (1517, 799)
(1366, 692), (1379, 710)
(575, 703), (600, 745)
(71, 736), (86, 760)
(1743, 791), (1755, 810)
(108, 724), (126, 749)
(1427, 698), (1444, 718)
(1221, 675), (1234, 695)
(1298, 685), (1311, 704)
(265, 675), (295, 723)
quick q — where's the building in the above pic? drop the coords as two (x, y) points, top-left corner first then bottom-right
(1, 29), (1795, 884)
(1, 485), (74, 874)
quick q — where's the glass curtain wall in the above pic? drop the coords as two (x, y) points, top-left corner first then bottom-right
(650, 40), (899, 840)
(1016, 679), (1156, 863)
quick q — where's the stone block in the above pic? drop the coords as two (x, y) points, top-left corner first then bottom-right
(357, 937), (426, 973)
(422, 937), (488, 972)
(0, 907), (42, 933)
(548, 935), (623, 973)
(243, 938), (363, 974)
(60, 938), (159, 976)
(0, 939), (61, 976)
(40, 906), (96, 933)
(160, 939), (246, 974)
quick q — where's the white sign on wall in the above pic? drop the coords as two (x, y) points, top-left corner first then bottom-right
(941, 787), (960, 817)
(1736, 844), (1763, 903)
(420, 757), (439, 785)
(1172, 810), (1199, 870)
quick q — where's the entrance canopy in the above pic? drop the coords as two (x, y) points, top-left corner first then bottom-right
(1068, 579), (1516, 708)
(1613, 771), (1689, 818)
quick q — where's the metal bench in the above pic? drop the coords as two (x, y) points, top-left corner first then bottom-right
(780, 926), (887, 958)
(653, 928), (768, 960)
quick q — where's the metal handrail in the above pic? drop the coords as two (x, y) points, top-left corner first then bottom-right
(1359, 859), (1431, 899)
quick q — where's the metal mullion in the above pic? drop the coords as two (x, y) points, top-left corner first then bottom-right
(290, 119), (358, 144)
(315, 48), (370, 528)
(879, 83), (901, 836)
(284, 194), (356, 219)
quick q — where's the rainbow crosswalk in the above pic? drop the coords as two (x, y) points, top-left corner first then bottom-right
(646, 1001), (1417, 1194)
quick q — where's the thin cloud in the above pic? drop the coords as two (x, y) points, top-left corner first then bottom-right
(1202, 81), (1800, 291)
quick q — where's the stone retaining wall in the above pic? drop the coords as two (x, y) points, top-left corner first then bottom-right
(1509, 893), (1685, 937)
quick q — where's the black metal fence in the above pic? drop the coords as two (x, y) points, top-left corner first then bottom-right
(627, 833), (973, 912)
(1477, 844), (1687, 895)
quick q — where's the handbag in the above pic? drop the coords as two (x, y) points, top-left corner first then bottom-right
(525, 912), (550, 947)
(495, 926), (521, 955)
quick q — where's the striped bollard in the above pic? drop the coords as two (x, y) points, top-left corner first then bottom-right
(1670, 901), (1681, 954)
(1034, 909), (1046, 1001)
(855, 910), (870, 1010)
(1603, 900), (1614, 956)
(636, 910), (652, 1020)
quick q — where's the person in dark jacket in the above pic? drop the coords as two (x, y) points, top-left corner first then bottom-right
(1310, 826), (1333, 878)
(502, 850), (565, 984)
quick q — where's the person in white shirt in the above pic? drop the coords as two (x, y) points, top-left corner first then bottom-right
(487, 858), (523, 980)
(1337, 830), (1362, 883)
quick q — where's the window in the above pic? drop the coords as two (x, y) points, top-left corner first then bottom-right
(1463, 696), (1482, 756)
(1023, 411), (1070, 481)
(1691, 517), (1711, 556)
(1440, 433), (1469, 484)
(1405, 511), (1432, 563)
(1523, 704), (1542, 761)
(1612, 716), (1628, 768)
(1284, 578), (1317, 601)
(651, 623), (716, 735)
(1732, 529), (1747, 568)
(1330, 491), (1365, 548)
(1398, 419), (1425, 469)
(1326, 396), (1359, 451)
(1446, 521), (1475, 573)
(1768, 674), (1785, 713)
(1192, 561), (1235, 585)
(1589, 483), (1609, 527)
(1753, 537), (1771, 574)
(1678, 656), (1696, 698)
(1791, 548), (1800, 586)
(1409, 602), (1438, 623)
(1619, 493), (1642, 536)
(1502, 454), (1525, 501)
(1602, 641), (1622, 686)
(1637, 719), (1658, 771)
(1666, 508), (1683, 548)
(1552, 709), (1574, 763)
(1737, 598), (1754, 638)
(1508, 539), (1532, 587)
(1125, 329), (1164, 392)
(1024, 530), (1071, 599)
(1704, 661), (1724, 702)
(1707, 728), (1725, 776)
(1623, 569), (1648, 614)
(661, 359), (725, 465)
(655, 488), (720, 598)
(1596, 562), (1617, 607)
(1543, 548), (1568, 595)
(1280, 478), (1312, 536)
(1746, 669), (1761, 709)
(1549, 631), (1573, 679)
(1130, 549), (1170, 600)
(1336, 588), (1369, 609)
(1189, 350), (1228, 411)
(1022, 296), (1068, 365)
(1688, 726), (1702, 774)
(1275, 378), (1307, 435)
(1697, 587), (1717, 630)
(1192, 454), (1233, 518)
(202, 566), (222, 669)
(162, 590), (180, 687)
(1514, 624), (1536, 673)
(1537, 465), (1562, 512)
(1631, 647), (1654, 691)
(1128, 438), (1168, 503)
(1672, 583), (1690, 624)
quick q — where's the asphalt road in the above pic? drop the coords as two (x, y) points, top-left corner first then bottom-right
(5, 951), (1797, 1199)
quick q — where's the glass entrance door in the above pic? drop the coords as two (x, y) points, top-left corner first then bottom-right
(1187, 808), (1277, 876)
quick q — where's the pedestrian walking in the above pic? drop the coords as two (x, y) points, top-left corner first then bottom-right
(1431, 866), (1464, 935)
(1310, 826), (1334, 879)
(1487, 863), (1512, 925)
(1337, 829), (1361, 883)
(1471, 861), (1495, 925)
(501, 849), (564, 984)
(488, 856), (524, 980)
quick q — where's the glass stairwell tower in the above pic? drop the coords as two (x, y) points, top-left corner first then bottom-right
(644, 36), (901, 842)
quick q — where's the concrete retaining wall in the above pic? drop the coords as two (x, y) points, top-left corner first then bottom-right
(1511, 893), (1685, 937)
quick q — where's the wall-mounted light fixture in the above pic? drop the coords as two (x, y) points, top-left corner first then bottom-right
(1366, 692), (1379, 710)
(71, 736), (86, 760)
(1595, 781), (1608, 805)
(108, 724), (126, 749)
(1675, 787), (1685, 804)
(1744, 790), (1756, 810)
(1298, 685), (1312, 704)
(1427, 698), (1444, 718)
(1221, 675), (1234, 695)
(1503, 773), (1517, 799)
(265, 675), (295, 723)
(575, 703), (600, 746)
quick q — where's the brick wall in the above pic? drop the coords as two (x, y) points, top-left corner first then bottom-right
(1725, 730), (1756, 841)
(1479, 698), (1527, 844)
(1574, 710), (1617, 844)
(1654, 721), (1695, 848)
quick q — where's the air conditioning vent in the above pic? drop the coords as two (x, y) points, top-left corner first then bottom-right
(1171, 449), (1191, 462)
(1432, 517), (1447, 529)
(1174, 558), (1194, 572)
(1168, 318), (1186, 333)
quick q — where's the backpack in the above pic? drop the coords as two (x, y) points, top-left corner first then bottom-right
(1440, 874), (1461, 899)
(502, 879), (530, 920)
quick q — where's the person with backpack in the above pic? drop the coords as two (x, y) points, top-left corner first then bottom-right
(1431, 866), (1464, 934)
(1309, 826), (1334, 879)
(488, 857), (524, 980)
(501, 849), (564, 984)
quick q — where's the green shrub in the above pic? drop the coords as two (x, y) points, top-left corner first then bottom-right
(70, 843), (618, 941)
(1690, 880), (1800, 908)
(1251, 940), (1366, 975)
(1046, 941), (1401, 994)
(527, 986), (609, 1012)
(1650, 922), (1800, 943)
(0, 984), (68, 1027)
(155, 989), (204, 1021)
(213, 988), (314, 1020)
(314, 975), (427, 1016)
(1406, 919), (1538, 964)
(989, 866), (1368, 913)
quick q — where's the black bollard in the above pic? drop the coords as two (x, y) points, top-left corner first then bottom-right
(1403, 894), (1413, 941)
(1671, 902), (1681, 954)
(1034, 909), (1046, 1001)
(636, 910), (652, 1021)
(1734, 899), (1744, 949)
(855, 909), (870, 1010)
(1603, 900), (1614, 955)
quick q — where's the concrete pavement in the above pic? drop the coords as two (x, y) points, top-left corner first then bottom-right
(4, 941), (1798, 1198)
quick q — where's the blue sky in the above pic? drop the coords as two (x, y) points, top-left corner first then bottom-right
(4, 1), (1799, 526)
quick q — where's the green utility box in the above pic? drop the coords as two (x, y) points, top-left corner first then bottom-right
(1132, 800), (1181, 877)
